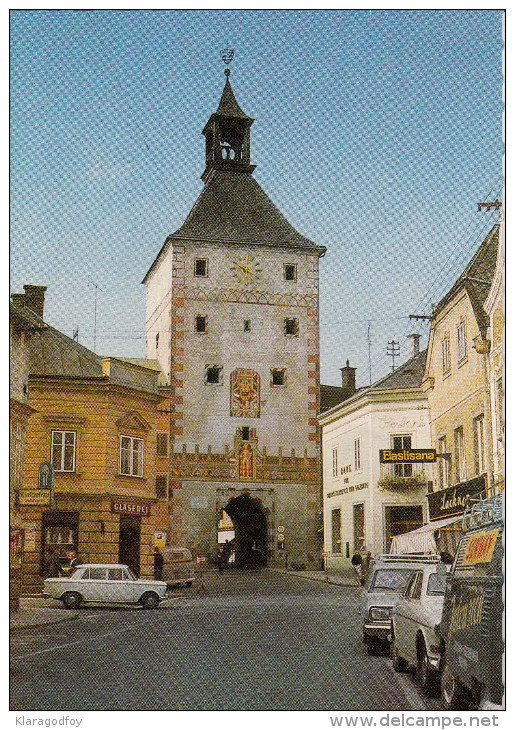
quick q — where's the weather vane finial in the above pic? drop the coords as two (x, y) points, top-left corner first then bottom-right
(221, 47), (234, 77)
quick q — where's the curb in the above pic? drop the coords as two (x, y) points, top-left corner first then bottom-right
(10, 611), (80, 633)
(269, 567), (358, 587)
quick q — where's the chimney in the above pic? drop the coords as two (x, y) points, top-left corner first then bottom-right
(11, 293), (26, 307)
(407, 333), (421, 359)
(23, 285), (47, 318)
(340, 359), (357, 400)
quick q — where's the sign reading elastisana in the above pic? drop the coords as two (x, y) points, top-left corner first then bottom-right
(379, 448), (436, 463)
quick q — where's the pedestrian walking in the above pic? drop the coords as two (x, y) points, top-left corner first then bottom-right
(44, 547), (61, 578)
(351, 549), (364, 585)
(154, 547), (164, 580)
(217, 545), (225, 574)
(69, 550), (82, 569)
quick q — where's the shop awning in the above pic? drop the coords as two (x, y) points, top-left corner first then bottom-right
(390, 515), (463, 554)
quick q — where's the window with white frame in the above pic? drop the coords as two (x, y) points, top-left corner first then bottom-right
(457, 321), (467, 363)
(454, 426), (466, 482)
(120, 435), (144, 477)
(438, 435), (450, 488)
(442, 336), (451, 375)
(391, 434), (412, 477)
(51, 430), (76, 472)
(354, 437), (361, 471)
(332, 448), (338, 478)
(473, 415), (485, 475)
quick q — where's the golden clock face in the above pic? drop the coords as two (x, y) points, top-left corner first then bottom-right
(230, 254), (262, 286)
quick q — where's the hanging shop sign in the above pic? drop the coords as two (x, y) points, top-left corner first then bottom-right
(379, 448), (436, 463)
(111, 499), (151, 517)
(427, 475), (486, 521)
(154, 529), (167, 547)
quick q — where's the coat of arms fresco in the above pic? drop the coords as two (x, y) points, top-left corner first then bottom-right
(230, 369), (260, 417)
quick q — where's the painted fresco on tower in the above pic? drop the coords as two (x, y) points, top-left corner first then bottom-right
(238, 443), (254, 479)
(230, 369), (260, 418)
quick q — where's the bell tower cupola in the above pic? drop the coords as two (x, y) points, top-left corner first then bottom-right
(201, 52), (255, 182)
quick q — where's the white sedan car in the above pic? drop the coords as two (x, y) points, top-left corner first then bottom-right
(391, 562), (449, 695)
(43, 564), (168, 610)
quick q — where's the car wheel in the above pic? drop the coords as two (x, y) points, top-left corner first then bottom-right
(391, 640), (408, 672)
(417, 646), (438, 696)
(141, 592), (160, 610)
(61, 592), (82, 610)
(440, 658), (469, 709)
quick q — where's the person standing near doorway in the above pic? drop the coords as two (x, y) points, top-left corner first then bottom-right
(154, 547), (164, 580)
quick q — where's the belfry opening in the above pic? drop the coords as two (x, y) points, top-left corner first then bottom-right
(220, 495), (268, 568)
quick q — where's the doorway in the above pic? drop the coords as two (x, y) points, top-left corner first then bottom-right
(223, 494), (268, 568)
(119, 516), (141, 576)
(384, 505), (423, 552)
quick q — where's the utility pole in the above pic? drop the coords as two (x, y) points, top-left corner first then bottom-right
(367, 322), (372, 385)
(88, 280), (104, 353)
(386, 340), (400, 373)
(477, 199), (502, 213)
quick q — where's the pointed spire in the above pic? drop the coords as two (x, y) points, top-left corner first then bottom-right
(216, 75), (251, 120)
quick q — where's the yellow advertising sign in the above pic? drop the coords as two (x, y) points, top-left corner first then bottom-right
(462, 528), (500, 565)
(19, 490), (51, 506)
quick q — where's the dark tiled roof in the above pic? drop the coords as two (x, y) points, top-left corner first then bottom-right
(434, 224), (499, 334)
(10, 301), (46, 330)
(369, 349), (427, 391)
(320, 384), (347, 412)
(28, 325), (105, 379)
(171, 169), (322, 250)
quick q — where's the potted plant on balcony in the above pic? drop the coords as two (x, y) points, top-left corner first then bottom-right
(377, 471), (427, 492)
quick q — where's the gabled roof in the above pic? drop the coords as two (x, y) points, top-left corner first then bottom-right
(433, 224), (499, 336)
(319, 350), (427, 417)
(28, 324), (105, 379)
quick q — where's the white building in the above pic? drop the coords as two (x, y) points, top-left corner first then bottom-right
(319, 339), (433, 572)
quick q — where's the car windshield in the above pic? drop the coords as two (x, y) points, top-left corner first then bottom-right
(427, 571), (447, 596)
(125, 567), (136, 580)
(369, 569), (413, 593)
(70, 568), (84, 579)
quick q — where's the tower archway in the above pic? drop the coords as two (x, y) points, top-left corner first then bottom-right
(223, 494), (267, 568)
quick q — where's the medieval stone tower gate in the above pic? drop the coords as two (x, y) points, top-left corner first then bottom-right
(144, 67), (326, 569)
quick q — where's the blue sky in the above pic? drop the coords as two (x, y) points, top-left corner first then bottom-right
(10, 9), (503, 386)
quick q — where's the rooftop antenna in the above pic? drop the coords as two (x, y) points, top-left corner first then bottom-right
(72, 326), (79, 342)
(386, 340), (400, 373)
(88, 279), (104, 353)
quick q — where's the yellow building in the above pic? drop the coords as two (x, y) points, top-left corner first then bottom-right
(14, 288), (168, 594)
(422, 225), (500, 524)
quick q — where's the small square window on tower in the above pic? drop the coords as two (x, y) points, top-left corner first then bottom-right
(284, 263), (297, 281)
(243, 319), (251, 332)
(284, 318), (298, 336)
(242, 426), (250, 441)
(271, 368), (286, 386)
(195, 315), (207, 333)
(194, 258), (208, 277)
(205, 365), (223, 384)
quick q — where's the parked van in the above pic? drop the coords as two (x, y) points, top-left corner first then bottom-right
(161, 547), (195, 588)
(438, 494), (504, 710)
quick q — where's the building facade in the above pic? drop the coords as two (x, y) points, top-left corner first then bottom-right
(319, 343), (432, 572)
(144, 69), (325, 569)
(9, 291), (45, 609)
(421, 225), (500, 509)
(15, 289), (168, 593)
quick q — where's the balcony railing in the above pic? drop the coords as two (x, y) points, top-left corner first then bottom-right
(377, 463), (433, 492)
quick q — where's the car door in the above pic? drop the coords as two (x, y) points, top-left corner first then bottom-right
(395, 571), (422, 659)
(399, 571), (423, 663)
(80, 566), (108, 601)
(121, 566), (138, 601)
(105, 567), (131, 603)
